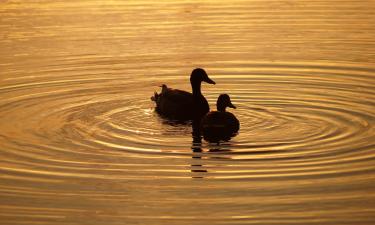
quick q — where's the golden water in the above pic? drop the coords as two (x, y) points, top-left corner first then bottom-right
(1, 1), (375, 224)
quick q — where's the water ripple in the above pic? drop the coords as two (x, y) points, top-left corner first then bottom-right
(0, 60), (374, 182)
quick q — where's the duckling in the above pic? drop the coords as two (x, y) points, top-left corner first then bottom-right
(151, 68), (215, 121)
(200, 94), (239, 142)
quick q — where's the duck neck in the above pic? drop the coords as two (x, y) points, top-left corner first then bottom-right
(217, 105), (226, 112)
(191, 82), (202, 97)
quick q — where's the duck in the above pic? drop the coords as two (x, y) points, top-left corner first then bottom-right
(200, 94), (240, 142)
(151, 68), (216, 121)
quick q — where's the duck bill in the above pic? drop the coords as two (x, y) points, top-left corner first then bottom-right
(205, 77), (216, 85)
(229, 103), (236, 109)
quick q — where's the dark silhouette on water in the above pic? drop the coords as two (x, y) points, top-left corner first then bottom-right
(200, 94), (240, 142)
(190, 119), (207, 178)
(151, 68), (215, 121)
(190, 119), (234, 179)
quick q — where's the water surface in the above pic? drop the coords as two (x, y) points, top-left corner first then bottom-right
(1, 1), (375, 224)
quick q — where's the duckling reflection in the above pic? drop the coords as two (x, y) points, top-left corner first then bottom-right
(190, 120), (236, 179)
(151, 68), (215, 121)
(200, 94), (240, 143)
(190, 120), (207, 178)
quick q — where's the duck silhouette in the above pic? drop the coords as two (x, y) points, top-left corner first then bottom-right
(151, 68), (215, 121)
(200, 94), (240, 142)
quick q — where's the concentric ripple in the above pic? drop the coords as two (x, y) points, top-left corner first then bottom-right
(1, 58), (374, 225)
(1, 59), (374, 182)
(1, 0), (375, 224)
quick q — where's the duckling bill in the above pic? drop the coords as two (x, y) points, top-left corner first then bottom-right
(200, 94), (240, 142)
(151, 68), (215, 121)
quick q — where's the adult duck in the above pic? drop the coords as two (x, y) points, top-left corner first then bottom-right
(200, 94), (240, 142)
(151, 68), (216, 121)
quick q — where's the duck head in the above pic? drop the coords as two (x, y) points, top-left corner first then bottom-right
(190, 68), (216, 86)
(217, 94), (236, 112)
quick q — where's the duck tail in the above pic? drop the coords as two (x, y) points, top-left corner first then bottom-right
(151, 84), (167, 102)
(151, 91), (159, 102)
(160, 84), (168, 93)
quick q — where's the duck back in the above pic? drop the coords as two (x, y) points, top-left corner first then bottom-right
(155, 89), (193, 120)
(154, 88), (209, 121)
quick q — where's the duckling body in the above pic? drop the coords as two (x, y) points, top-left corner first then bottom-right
(201, 94), (239, 142)
(152, 68), (215, 121)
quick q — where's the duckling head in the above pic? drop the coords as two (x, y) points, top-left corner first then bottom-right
(190, 68), (216, 85)
(217, 94), (236, 112)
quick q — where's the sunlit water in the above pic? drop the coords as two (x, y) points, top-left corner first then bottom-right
(1, 1), (375, 224)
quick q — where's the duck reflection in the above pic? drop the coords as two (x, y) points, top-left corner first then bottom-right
(190, 119), (235, 179)
(190, 119), (207, 178)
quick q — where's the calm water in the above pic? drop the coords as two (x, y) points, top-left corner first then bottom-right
(1, 1), (375, 224)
